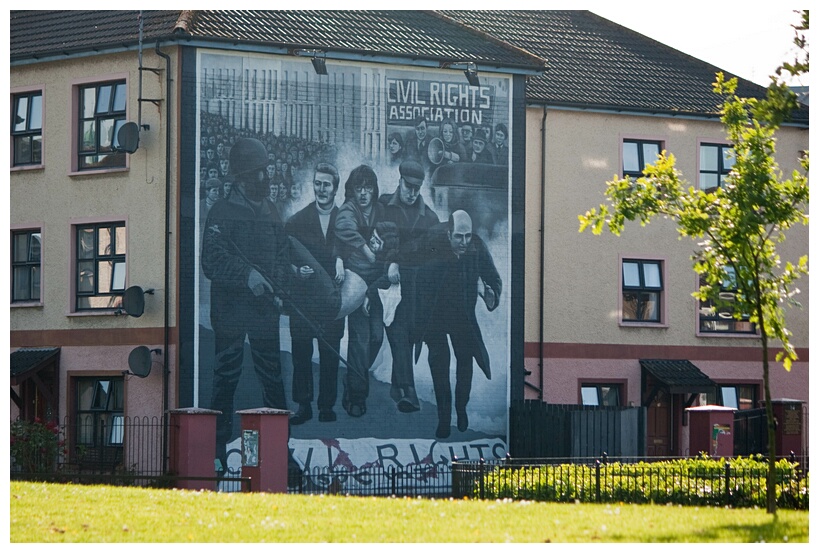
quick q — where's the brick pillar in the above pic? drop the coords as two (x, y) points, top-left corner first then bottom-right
(168, 407), (220, 490)
(237, 408), (291, 493)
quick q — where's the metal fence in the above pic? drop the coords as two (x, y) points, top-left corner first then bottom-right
(287, 462), (454, 497)
(10, 417), (808, 508)
(11, 416), (166, 486)
(451, 455), (809, 509)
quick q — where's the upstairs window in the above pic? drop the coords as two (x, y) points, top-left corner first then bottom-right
(623, 139), (662, 180)
(12, 90), (43, 167)
(699, 143), (735, 191)
(11, 229), (41, 303)
(698, 267), (755, 334)
(78, 81), (127, 170)
(75, 222), (126, 311)
(622, 259), (663, 323)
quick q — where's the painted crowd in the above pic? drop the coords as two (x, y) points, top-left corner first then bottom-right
(199, 112), (506, 473)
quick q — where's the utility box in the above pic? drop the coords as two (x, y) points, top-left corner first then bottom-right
(687, 405), (735, 457)
(236, 408), (291, 493)
(168, 407), (220, 490)
(765, 399), (804, 457)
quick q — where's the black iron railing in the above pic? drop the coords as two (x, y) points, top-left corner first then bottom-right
(11, 416), (165, 485)
(288, 462), (454, 497)
(452, 454), (809, 509)
(10, 417), (808, 508)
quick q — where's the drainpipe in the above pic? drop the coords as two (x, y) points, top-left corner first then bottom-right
(154, 41), (171, 473)
(537, 105), (547, 401)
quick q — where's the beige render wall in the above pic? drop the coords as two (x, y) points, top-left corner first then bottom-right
(10, 48), (179, 334)
(524, 106), (810, 350)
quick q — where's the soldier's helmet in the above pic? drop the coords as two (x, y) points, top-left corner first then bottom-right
(229, 137), (269, 180)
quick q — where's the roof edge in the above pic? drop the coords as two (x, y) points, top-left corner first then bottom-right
(429, 10), (548, 72)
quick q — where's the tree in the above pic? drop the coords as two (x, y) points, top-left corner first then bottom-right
(578, 11), (808, 514)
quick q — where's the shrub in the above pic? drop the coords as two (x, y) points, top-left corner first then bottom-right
(10, 418), (66, 474)
(475, 455), (808, 509)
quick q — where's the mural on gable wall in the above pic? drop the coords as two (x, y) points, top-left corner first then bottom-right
(192, 50), (512, 493)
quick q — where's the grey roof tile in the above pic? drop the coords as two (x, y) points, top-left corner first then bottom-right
(10, 11), (181, 59)
(10, 10), (544, 71)
(440, 10), (809, 122)
(11, 10), (806, 122)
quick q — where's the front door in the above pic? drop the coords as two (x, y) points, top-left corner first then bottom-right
(646, 388), (670, 457)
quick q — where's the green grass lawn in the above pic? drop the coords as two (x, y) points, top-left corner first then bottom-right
(9, 481), (808, 543)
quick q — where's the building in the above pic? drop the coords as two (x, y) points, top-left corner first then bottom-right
(10, 9), (543, 479)
(10, 10), (808, 480)
(445, 10), (809, 457)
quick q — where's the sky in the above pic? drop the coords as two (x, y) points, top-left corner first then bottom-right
(587, 3), (807, 87)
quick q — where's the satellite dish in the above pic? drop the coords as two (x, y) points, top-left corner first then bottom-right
(127, 346), (153, 378)
(122, 286), (147, 317)
(427, 137), (445, 165)
(116, 122), (140, 154)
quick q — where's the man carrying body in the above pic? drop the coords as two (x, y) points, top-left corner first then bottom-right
(201, 137), (289, 474)
(413, 210), (502, 439)
(286, 163), (345, 424)
(378, 160), (440, 412)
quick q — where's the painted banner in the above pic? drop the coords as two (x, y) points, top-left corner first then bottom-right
(193, 50), (513, 492)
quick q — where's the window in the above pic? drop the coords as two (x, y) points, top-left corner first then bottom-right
(11, 229), (41, 303)
(623, 139), (662, 180)
(75, 377), (124, 449)
(622, 259), (663, 323)
(581, 384), (621, 406)
(78, 81), (127, 170)
(699, 143), (735, 191)
(700, 384), (757, 410)
(12, 90), (43, 166)
(698, 267), (755, 334)
(75, 222), (126, 311)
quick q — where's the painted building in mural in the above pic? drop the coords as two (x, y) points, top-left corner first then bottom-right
(179, 49), (521, 482)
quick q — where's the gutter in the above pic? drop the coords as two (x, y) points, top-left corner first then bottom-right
(154, 41), (172, 474)
(523, 104), (547, 400)
(537, 106), (547, 401)
(12, 37), (544, 77)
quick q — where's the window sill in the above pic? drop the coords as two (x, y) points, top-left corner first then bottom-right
(68, 166), (128, 177)
(619, 321), (668, 329)
(696, 331), (759, 339)
(11, 164), (45, 173)
(66, 309), (122, 317)
(11, 301), (43, 308)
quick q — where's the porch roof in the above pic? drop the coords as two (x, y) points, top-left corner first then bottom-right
(640, 359), (717, 395)
(10, 347), (60, 386)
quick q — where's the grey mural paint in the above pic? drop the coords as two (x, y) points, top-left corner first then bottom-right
(194, 50), (512, 490)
